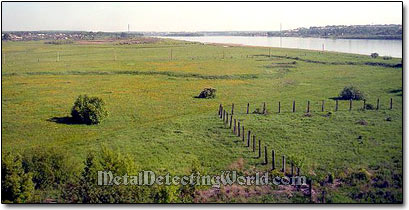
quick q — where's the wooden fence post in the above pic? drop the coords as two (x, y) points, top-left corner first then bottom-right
(278, 101), (281, 113)
(271, 150), (275, 170)
(264, 146), (268, 165)
(233, 119), (236, 134)
(242, 126), (245, 142)
(229, 115), (232, 128)
(282, 155), (286, 173)
(220, 107), (223, 118)
(220, 104), (222, 115)
(237, 122), (241, 137)
(363, 99), (366, 110)
(307, 101), (310, 113)
(231, 103), (234, 115)
(335, 100), (338, 111)
(376, 98), (380, 110)
(226, 113), (229, 126)
(252, 135), (256, 152)
(263, 102), (266, 114)
(390, 98), (393, 110)
(293, 100), (296, 112)
(247, 130), (251, 147)
(321, 100), (325, 112)
(218, 104), (222, 116)
(247, 103), (250, 114)
(257, 139), (261, 158)
(349, 99), (352, 111)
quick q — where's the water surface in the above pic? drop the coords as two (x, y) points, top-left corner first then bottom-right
(160, 36), (402, 58)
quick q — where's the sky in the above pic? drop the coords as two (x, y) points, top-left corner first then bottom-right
(1, 2), (402, 32)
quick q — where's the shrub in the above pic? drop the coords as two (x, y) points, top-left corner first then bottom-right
(370, 53), (379, 58)
(383, 56), (392, 60)
(197, 88), (216, 99)
(339, 86), (365, 100)
(71, 95), (108, 124)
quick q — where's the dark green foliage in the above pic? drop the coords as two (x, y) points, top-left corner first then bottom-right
(370, 53), (379, 58)
(63, 146), (149, 203)
(62, 146), (203, 203)
(2, 153), (34, 203)
(71, 95), (108, 124)
(383, 56), (392, 60)
(22, 147), (74, 190)
(197, 88), (216, 99)
(339, 86), (365, 100)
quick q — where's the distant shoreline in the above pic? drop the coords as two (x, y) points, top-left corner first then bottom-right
(161, 35), (402, 41)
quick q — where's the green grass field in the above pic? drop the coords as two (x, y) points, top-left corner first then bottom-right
(1, 38), (402, 203)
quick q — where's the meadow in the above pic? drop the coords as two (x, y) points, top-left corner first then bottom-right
(1, 38), (402, 203)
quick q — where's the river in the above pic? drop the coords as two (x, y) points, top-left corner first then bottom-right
(159, 36), (402, 58)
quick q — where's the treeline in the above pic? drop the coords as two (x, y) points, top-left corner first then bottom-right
(1, 146), (197, 203)
(267, 24), (402, 40)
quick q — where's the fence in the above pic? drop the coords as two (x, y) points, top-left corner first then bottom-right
(240, 98), (393, 115)
(217, 98), (394, 202)
(218, 103), (315, 202)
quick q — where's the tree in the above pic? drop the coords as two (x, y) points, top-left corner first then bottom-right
(71, 95), (108, 124)
(339, 86), (365, 100)
(371, 53), (379, 58)
(2, 33), (11, 41)
(2, 153), (34, 203)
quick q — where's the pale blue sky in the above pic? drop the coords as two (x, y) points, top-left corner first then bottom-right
(2, 2), (402, 32)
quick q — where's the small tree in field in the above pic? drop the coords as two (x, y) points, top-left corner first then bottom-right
(197, 88), (216, 99)
(339, 86), (365, 100)
(370, 53), (379, 59)
(71, 95), (108, 125)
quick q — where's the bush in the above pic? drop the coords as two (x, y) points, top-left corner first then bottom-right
(383, 56), (392, 60)
(197, 88), (216, 99)
(339, 86), (365, 100)
(71, 95), (108, 124)
(370, 53), (379, 58)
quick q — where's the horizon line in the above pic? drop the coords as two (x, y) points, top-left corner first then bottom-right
(2, 23), (402, 33)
